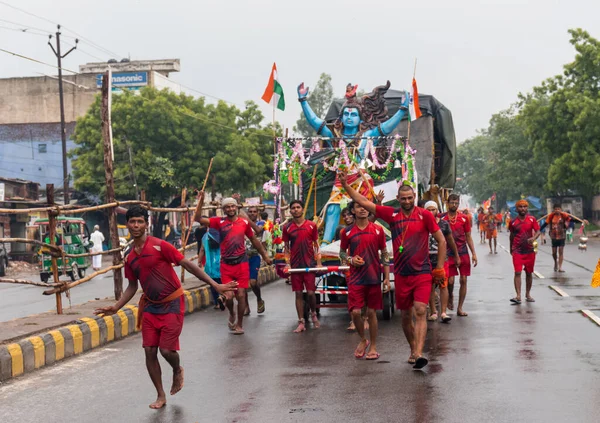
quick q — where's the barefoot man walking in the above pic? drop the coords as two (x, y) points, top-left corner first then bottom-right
(195, 196), (272, 335)
(340, 172), (446, 369)
(340, 201), (391, 360)
(283, 200), (322, 333)
(441, 194), (478, 316)
(95, 206), (237, 409)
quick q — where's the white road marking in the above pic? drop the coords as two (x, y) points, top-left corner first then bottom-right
(533, 271), (545, 279)
(549, 285), (570, 297)
(498, 243), (510, 254)
(581, 310), (600, 327)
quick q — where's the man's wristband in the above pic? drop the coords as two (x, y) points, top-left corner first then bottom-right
(298, 97), (307, 103)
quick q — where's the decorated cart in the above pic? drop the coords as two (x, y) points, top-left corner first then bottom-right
(266, 79), (457, 319)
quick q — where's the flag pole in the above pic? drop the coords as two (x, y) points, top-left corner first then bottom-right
(407, 58), (417, 143)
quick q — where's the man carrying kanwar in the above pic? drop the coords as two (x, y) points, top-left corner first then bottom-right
(485, 206), (501, 254)
(95, 206), (237, 410)
(339, 170), (446, 370)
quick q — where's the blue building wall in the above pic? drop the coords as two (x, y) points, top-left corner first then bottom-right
(0, 123), (76, 187)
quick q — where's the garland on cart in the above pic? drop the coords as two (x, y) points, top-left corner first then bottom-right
(263, 135), (418, 196)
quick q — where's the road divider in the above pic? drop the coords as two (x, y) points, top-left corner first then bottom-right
(549, 285), (570, 297)
(581, 310), (600, 326)
(0, 265), (279, 382)
(534, 271), (545, 279)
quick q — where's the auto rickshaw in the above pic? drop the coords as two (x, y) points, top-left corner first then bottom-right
(35, 217), (92, 283)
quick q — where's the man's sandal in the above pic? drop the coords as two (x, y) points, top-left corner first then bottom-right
(293, 319), (306, 333)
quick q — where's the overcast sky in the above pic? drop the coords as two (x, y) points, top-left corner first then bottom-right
(1, 0), (598, 143)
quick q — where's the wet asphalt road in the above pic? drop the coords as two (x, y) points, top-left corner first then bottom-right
(1, 232), (599, 423)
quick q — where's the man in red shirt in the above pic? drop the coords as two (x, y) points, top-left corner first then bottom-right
(340, 172), (446, 369)
(508, 200), (540, 304)
(485, 207), (500, 254)
(441, 194), (478, 316)
(195, 196), (272, 335)
(340, 201), (390, 360)
(283, 200), (322, 333)
(477, 207), (486, 244)
(95, 206), (236, 409)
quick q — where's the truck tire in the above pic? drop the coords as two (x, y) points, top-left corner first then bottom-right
(40, 273), (49, 283)
(78, 267), (86, 278)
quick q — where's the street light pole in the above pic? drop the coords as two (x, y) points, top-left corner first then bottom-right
(48, 25), (78, 206)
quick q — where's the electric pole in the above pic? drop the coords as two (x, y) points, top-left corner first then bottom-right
(48, 25), (78, 206)
(125, 137), (139, 200)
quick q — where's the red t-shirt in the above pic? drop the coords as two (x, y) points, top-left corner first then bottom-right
(375, 205), (439, 276)
(340, 222), (387, 286)
(441, 212), (471, 257)
(125, 236), (185, 314)
(509, 214), (540, 254)
(210, 217), (254, 260)
(282, 219), (318, 268)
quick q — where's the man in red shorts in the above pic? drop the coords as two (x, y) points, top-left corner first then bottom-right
(441, 194), (478, 316)
(340, 172), (446, 369)
(484, 207), (500, 254)
(340, 201), (390, 360)
(509, 200), (540, 304)
(95, 206), (237, 409)
(283, 200), (322, 333)
(195, 196), (272, 335)
(424, 201), (460, 323)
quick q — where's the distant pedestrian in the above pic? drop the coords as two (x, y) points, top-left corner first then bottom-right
(244, 206), (266, 315)
(477, 207), (486, 244)
(90, 225), (105, 271)
(484, 207), (501, 254)
(540, 205), (587, 272)
(198, 226), (223, 309)
(94, 206), (236, 410)
(508, 200), (540, 304)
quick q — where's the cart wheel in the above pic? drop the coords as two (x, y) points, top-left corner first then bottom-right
(78, 267), (86, 278)
(382, 290), (392, 321)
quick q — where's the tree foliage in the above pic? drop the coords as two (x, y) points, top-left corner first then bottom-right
(456, 108), (549, 206)
(518, 28), (600, 200)
(71, 89), (275, 202)
(293, 73), (335, 136)
(459, 28), (600, 210)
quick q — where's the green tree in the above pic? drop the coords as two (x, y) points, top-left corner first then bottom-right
(71, 89), (275, 202)
(293, 73), (335, 136)
(456, 108), (549, 205)
(518, 28), (600, 202)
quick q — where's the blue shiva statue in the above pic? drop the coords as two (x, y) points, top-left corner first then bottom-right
(297, 80), (410, 159)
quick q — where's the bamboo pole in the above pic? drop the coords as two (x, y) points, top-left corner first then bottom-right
(179, 188), (188, 284)
(46, 185), (63, 314)
(0, 278), (61, 287)
(43, 264), (124, 295)
(303, 165), (318, 219)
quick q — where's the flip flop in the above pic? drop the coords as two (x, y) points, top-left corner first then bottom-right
(228, 316), (236, 330)
(457, 311), (469, 316)
(257, 300), (265, 314)
(526, 297), (535, 302)
(558, 269), (565, 273)
(441, 314), (452, 323)
(217, 295), (226, 311)
(407, 355), (416, 364)
(427, 313), (438, 321)
(354, 340), (370, 359)
(366, 352), (380, 361)
(510, 298), (522, 304)
(413, 356), (429, 370)
(231, 328), (245, 335)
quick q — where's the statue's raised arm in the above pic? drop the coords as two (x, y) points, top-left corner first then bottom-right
(298, 83), (334, 143)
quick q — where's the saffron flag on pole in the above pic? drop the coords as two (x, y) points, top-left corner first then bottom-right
(261, 62), (285, 111)
(408, 77), (422, 121)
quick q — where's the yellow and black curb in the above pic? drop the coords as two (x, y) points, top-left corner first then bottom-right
(0, 266), (278, 382)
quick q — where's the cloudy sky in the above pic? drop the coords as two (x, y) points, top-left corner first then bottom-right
(1, 0), (598, 142)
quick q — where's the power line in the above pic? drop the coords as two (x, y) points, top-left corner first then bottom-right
(0, 17), (52, 34)
(0, 47), (78, 74)
(0, 1), (124, 59)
